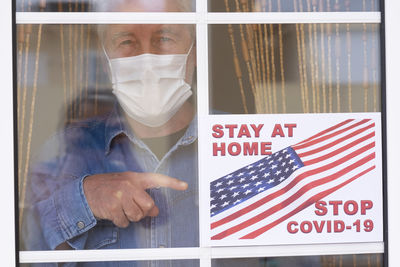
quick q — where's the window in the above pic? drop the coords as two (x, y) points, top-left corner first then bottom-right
(0, 0), (399, 266)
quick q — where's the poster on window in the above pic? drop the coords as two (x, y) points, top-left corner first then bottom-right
(199, 113), (383, 247)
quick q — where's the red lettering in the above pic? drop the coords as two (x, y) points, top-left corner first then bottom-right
(225, 124), (238, 138)
(315, 201), (327, 216)
(251, 124), (264, 137)
(284, 124), (297, 137)
(287, 221), (298, 234)
(243, 142), (258, 156)
(212, 124), (224, 138)
(213, 143), (225, 156)
(228, 142), (241, 156)
(260, 142), (272, 155)
(334, 220), (345, 232)
(237, 125), (251, 138)
(313, 220), (325, 233)
(344, 200), (358, 215)
(271, 124), (285, 137)
(327, 220), (331, 233)
(329, 200), (343, 215)
(361, 200), (373, 215)
(300, 221), (312, 233)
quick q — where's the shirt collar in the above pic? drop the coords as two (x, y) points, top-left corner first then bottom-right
(104, 104), (197, 154)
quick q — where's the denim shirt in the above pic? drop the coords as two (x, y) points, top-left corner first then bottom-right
(22, 105), (199, 267)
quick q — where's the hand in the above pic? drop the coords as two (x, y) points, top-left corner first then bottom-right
(83, 172), (188, 228)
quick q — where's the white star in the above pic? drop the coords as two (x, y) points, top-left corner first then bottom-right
(249, 170), (256, 175)
(239, 178), (246, 183)
(225, 174), (233, 179)
(283, 148), (288, 153)
(229, 186), (237, 190)
(234, 199), (241, 204)
(258, 187), (265, 192)
(292, 165), (299, 171)
(263, 173), (270, 178)
(275, 170), (282, 175)
(221, 201), (230, 207)
(227, 180), (234, 185)
(257, 163), (264, 167)
(278, 157), (283, 161)
(210, 197), (214, 201)
(237, 172), (245, 177)
(244, 189), (252, 195)
(285, 154), (291, 158)
(255, 181), (262, 186)
(215, 182), (223, 187)
(289, 159), (295, 164)
(210, 204), (217, 209)
(219, 194), (227, 200)
(246, 165), (253, 169)
(259, 167), (267, 172)
(271, 164), (278, 169)
(267, 178), (275, 184)
(285, 168), (289, 173)
(268, 160), (274, 164)
(216, 188), (224, 193)
(281, 162), (286, 167)
(250, 175), (258, 180)
(232, 192), (240, 197)
(279, 177), (285, 182)
(242, 183), (250, 188)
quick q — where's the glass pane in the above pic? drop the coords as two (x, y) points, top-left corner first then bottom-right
(17, 23), (198, 251)
(20, 259), (199, 267)
(212, 254), (383, 267)
(209, 23), (381, 114)
(209, 0), (380, 12)
(17, 0), (196, 12)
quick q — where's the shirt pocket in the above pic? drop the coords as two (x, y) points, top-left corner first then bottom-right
(85, 220), (119, 249)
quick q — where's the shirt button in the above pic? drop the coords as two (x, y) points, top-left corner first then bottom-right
(77, 221), (85, 230)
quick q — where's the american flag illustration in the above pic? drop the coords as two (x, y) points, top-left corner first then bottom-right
(210, 119), (376, 240)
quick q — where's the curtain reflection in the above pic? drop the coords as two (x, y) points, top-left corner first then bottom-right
(17, 22), (110, 238)
(212, 0), (379, 12)
(220, 1), (380, 114)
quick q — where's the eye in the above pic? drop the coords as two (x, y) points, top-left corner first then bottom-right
(118, 39), (133, 47)
(160, 36), (173, 43)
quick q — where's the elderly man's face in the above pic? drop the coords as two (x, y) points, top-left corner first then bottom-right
(102, 0), (195, 84)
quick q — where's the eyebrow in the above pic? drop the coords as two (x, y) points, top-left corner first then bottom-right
(155, 26), (183, 37)
(111, 32), (135, 44)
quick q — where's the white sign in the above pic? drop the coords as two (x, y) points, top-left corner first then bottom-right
(199, 113), (383, 247)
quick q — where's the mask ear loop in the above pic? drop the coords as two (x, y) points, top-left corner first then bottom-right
(101, 43), (117, 84)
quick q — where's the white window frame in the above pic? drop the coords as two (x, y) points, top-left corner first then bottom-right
(0, 0), (399, 265)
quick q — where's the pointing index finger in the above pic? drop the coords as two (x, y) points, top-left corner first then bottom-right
(139, 173), (188, 191)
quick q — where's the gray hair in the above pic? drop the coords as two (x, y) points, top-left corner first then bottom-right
(93, 0), (195, 12)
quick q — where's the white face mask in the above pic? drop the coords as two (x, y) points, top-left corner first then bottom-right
(107, 46), (193, 127)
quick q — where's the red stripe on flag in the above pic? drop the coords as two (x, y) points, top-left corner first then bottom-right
(294, 119), (354, 146)
(293, 119), (370, 150)
(302, 139), (375, 166)
(211, 143), (375, 230)
(240, 165), (376, 239)
(210, 151), (375, 238)
(297, 124), (375, 158)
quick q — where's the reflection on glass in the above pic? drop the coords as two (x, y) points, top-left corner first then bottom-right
(212, 254), (383, 267)
(20, 259), (200, 267)
(16, 0), (196, 12)
(209, 23), (381, 114)
(209, 0), (379, 12)
(17, 7), (198, 256)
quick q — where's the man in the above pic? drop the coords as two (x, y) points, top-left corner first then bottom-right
(23, 0), (199, 266)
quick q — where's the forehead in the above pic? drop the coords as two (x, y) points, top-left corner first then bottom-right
(104, 24), (191, 39)
(112, 0), (183, 12)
